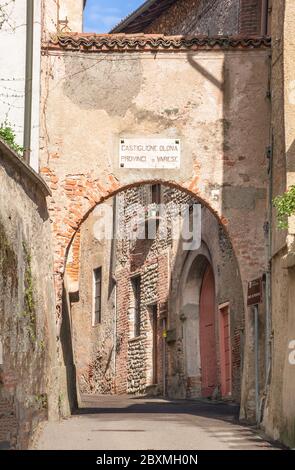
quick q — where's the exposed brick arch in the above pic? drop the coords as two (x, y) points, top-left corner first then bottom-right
(40, 168), (230, 330)
(64, 178), (228, 254)
(61, 178), (229, 273)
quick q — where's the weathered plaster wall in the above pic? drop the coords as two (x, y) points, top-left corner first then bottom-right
(69, 203), (116, 397)
(42, 0), (84, 38)
(0, 140), (56, 449)
(263, 0), (295, 448)
(40, 40), (270, 418)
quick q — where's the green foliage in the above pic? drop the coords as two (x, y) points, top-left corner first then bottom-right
(273, 185), (295, 229)
(34, 394), (48, 411)
(38, 339), (45, 351)
(0, 121), (23, 156)
(0, 219), (18, 291)
(22, 242), (36, 344)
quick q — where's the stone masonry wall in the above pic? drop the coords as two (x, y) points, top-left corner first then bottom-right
(116, 187), (169, 395)
(112, 186), (186, 395)
(144, 0), (240, 36)
(0, 140), (56, 449)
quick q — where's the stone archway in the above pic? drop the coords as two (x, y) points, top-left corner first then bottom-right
(178, 243), (220, 399)
(52, 179), (249, 403)
(58, 181), (227, 404)
(179, 249), (212, 398)
(169, 202), (245, 402)
(40, 175), (227, 334)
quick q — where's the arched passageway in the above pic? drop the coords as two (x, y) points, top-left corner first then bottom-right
(40, 30), (270, 421)
(172, 205), (244, 401)
(59, 183), (244, 407)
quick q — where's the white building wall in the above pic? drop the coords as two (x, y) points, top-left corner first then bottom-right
(42, 0), (84, 37)
(0, 0), (41, 171)
(31, 0), (41, 172)
(0, 0), (85, 171)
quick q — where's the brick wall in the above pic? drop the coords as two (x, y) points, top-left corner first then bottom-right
(144, 0), (240, 35)
(239, 0), (263, 35)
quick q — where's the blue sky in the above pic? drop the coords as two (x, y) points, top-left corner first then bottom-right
(84, 0), (144, 33)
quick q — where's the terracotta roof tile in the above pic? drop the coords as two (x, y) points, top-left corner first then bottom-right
(45, 33), (271, 53)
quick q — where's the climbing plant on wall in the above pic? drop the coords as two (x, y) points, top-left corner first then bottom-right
(0, 121), (23, 156)
(274, 186), (295, 229)
(22, 242), (37, 345)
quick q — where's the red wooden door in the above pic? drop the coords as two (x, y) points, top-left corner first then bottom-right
(219, 306), (232, 396)
(199, 265), (217, 397)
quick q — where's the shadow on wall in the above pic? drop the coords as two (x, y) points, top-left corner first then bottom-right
(287, 139), (295, 173)
(60, 286), (78, 411)
(186, 48), (270, 420)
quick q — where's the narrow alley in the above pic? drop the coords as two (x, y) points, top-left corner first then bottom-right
(1, 0), (295, 455)
(36, 396), (278, 451)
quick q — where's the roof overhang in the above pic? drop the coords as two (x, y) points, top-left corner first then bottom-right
(110, 0), (177, 34)
(46, 33), (271, 53)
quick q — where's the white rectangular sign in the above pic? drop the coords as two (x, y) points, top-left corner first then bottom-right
(119, 138), (181, 169)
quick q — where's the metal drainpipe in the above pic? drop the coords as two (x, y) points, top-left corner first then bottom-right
(261, 0), (269, 35)
(265, 136), (273, 390)
(23, 0), (34, 164)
